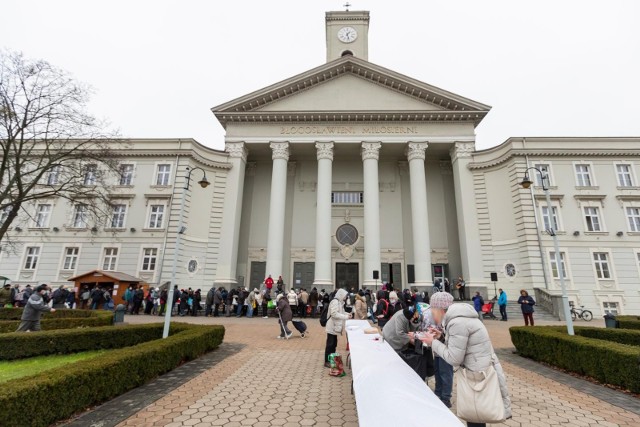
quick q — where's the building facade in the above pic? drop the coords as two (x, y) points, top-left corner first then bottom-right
(1, 10), (638, 316)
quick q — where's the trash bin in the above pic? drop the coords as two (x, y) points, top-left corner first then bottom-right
(114, 304), (126, 323)
(603, 313), (617, 329)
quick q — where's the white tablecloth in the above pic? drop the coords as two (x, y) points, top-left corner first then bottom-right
(345, 319), (463, 427)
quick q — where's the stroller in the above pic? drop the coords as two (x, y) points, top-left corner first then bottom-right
(481, 300), (498, 320)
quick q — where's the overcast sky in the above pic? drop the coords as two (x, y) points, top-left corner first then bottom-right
(3, 0), (639, 150)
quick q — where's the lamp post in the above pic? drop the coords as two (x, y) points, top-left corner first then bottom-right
(162, 166), (210, 339)
(520, 167), (574, 335)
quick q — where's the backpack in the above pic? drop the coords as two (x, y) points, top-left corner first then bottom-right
(379, 299), (390, 317)
(320, 298), (337, 327)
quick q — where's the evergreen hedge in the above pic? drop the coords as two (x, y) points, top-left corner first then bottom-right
(0, 323), (225, 427)
(0, 309), (113, 333)
(616, 315), (640, 330)
(510, 326), (640, 393)
(572, 326), (640, 347)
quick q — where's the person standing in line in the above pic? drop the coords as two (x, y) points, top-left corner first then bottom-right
(261, 289), (270, 319)
(324, 288), (352, 367)
(16, 284), (56, 332)
(246, 288), (256, 318)
(299, 288), (309, 319)
(276, 293), (293, 339)
(264, 275), (274, 295)
(498, 289), (508, 321)
(287, 288), (298, 317)
(51, 285), (69, 309)
(205, 287), (215, 317)
(0, 283), (11, 307)
(276, 276), (284, 294)
(472, 292), (484, 319)
(213, 287), (223, 317)
(308, 287), (319, 318)
(354, 290), (368, 320)
(456, 276), (466, 301)
(420, 292), (511, 427)
(517, 290), (535, 326)
(254, 288), (263, 317)
(10, 283), (20, 306)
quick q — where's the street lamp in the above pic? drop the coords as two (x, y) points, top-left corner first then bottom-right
(520, 167), (574, 335)
(162, 166), (210, 339)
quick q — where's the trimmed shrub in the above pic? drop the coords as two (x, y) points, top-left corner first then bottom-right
(0, 323), (225, 427)
(573, 326), (640, 347)
(0, 310), (113, 333)
(510, 326), (640, 393)
(616, 315), (640, 330)
(0, 322), (182, 360)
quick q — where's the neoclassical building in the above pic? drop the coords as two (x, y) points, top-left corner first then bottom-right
(1, 9), (639, 316)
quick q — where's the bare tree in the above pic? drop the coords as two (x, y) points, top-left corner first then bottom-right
(0, 50), (122, 248)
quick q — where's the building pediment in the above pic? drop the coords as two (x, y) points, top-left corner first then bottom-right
(212, 56), (491, 128)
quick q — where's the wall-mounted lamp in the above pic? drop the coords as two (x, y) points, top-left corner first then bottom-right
(14, 226), (22, 232)
(616, 231), (624, 237)
(130, 227), (136, 233)
(52, 227), (60, 232)
(91, 226), (98, 233)
(573, 231), (580, 236)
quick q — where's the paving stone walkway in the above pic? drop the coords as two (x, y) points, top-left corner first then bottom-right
(68, 315), (639, 427)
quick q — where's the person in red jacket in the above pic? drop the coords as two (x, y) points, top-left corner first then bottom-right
(264, 275), (274, 296)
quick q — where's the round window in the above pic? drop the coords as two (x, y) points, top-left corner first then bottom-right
(187, 259), (198, 273)
(336, 224), (358, 245)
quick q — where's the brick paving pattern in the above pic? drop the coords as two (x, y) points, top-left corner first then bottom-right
(70, 314), (638, 427)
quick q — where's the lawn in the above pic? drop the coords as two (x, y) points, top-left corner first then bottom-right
(0, 350), (106, 383)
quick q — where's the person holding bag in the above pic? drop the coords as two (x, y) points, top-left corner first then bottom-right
(420, 292), (511, 427)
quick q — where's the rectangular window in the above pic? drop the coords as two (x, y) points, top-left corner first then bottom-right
(549, 251), (568, 279)
(155, 164), (171, 186)
(119, 164), (134, 185)
(331, 191), (364, 205)
(34, 204), (51, 228)
(616, 164), (634, 187)
(84, 164), (97, 186)
(626, 207), (640, 232)
(63, 247), (79, 270)
(148, 205), (164, 228)
(575, 164), (592, 187)
(603, 302), (619, 315)
(141, 248), (157, 271)
(541, 206), (560, 231)
(72, 204), (88, 228)
(24, 246), (40, 270)
(102, 248), (118, 271)
(534, 164), (551, 187)
(110, 204), (127, 228)
(584, 206), (601, 232)
(593, 252), (611, 279)
(47, 165), (60, 185)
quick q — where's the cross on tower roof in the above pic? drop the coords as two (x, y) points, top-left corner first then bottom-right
(344, 2), (351, 11)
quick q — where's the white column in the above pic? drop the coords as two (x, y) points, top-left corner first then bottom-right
(214, 142), (247, 288)
(265, 142), (290, 280)
(450, 141), (484, 284)
(407, 142), (433, 285)
(361, 142), (382, 287)
(314, 142), (334, 286)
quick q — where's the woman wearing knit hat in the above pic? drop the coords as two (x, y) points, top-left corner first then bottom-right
(420, 292), (511, 426)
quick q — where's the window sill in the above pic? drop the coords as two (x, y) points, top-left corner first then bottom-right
(584, 231), (609, 236)
(104, 228), (126, 232)
(541, 230), (566, 235)
(28, 227), (50, 231)
(142, 228), (165, 232)
(114, 185), (135, 189)
(65, 227), (89, 231)
(627, 232), (640, 236)
(616, 186), (640, 191)
(575, 186), (600, 191)
(149, 185), (172, 190)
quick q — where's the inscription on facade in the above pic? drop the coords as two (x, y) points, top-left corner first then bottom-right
(280, 125), (418, 135)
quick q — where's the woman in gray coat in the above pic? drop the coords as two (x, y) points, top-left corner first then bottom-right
(420, 292), (511, 427)
(276, 294), (293, 339)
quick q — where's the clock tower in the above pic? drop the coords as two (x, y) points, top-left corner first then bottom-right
(325, 10), (370, 62)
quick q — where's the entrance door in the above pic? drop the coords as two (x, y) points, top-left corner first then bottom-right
(293, 262), (315, 289)
(335, 263), (359, 289)
(381, 263), (402, 288)
(249, 261), (266, 290)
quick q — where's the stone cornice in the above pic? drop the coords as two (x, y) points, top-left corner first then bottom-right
(113, 150), (231, 170)
(468, 149), (640, 171)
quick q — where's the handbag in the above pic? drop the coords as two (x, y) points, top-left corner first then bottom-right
(267, 300), (275, 309)
(455, 362), (505, 423)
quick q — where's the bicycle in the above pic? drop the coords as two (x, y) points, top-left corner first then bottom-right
(570, 304), (593, 321)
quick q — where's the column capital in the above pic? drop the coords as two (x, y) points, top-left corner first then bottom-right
(270, 142), (290, 161)
(315, 142), (335, 161)
(450, 141), (475, 163)
(361, 142), (382, 161)
(406, 142), (428, 162)
(226, 142), (248, 161)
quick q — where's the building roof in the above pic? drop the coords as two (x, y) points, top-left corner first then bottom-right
(67, 270), (143, 283)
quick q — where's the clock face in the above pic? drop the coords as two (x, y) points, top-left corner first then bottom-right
(338, 27), (358, 43)
(505, 263), (517, 277)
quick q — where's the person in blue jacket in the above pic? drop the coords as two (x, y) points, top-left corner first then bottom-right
(471, 292), (484, 319)
(498, 288), (508, 321)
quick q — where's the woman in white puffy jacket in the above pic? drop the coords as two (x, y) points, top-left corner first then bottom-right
(324, 289), (352, 367)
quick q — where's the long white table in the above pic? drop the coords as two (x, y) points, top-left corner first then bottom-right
(345, 319), (463, 427)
